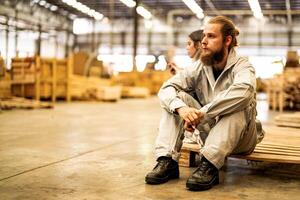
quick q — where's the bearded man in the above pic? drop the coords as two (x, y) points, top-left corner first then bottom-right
(145, 16), (265, 191)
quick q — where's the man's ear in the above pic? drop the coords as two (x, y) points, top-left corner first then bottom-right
(225, 35), (232, 47)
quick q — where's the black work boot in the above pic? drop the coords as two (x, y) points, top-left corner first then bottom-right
(186, 156), (219, 191)
(145, 156), (179, 184)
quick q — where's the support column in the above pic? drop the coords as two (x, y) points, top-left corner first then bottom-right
(65, 29), (70, 57)
(14, 10), (19, 57)
(5, 16), (9, 67)
(132, 0), (140, 72)
(109, 0), (114, 54)
(36, 24), (42, 56)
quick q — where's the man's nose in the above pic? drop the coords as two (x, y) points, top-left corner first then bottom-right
(201, 37), (207, 45)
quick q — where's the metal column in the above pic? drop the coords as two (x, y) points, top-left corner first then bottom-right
(132, 0), (139, 72)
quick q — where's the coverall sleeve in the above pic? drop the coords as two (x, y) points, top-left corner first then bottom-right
(199, 59), (256, 124)
(157, 62), (199, 113)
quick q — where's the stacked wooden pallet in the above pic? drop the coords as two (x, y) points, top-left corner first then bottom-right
(121, 86), (150, 98)
(70, 75), (121, 101)
(0, 71), (11, 99)
(11, 56), (71, 102)
(0, 97), (53, 110)
(115, 71), (170, 97)
(274, 112), (300, 128)
(10, 55), (121, 102)
(267, 68), (300, 111)
(179, 126), (300, 167)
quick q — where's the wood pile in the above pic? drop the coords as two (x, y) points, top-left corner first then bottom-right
(267, 68), (300, 111)
(284, 70), (300, 110)
(115, 70), (170, 96)
(69, 75), (121, 101)
(10, 56), (71, 102)
(0, 80), (11, 98)
(0, 97), (53, 110)
(275, 112), (300, 128)
(0, 70), (11, 99)
(179, 125), (300, 167)
(121, 86), (150, 98)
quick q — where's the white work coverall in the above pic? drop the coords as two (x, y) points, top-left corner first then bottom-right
(155, 49), (264, 169)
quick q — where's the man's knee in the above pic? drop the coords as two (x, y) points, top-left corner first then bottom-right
(217, 110), (247, 128)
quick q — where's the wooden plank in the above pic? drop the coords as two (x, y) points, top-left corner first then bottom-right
(180, 126), (300, 166)
(258, 143), (300, 150)
(0, 97), (53, 110)
(231, 153), (300, 164)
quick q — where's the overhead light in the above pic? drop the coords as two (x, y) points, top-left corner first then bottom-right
(248, 0), (263, 19)
(61, 0), (104, 20)
(182, 0), (204, 19)
(119, 0), (153, 19)
(50, 5), (58, 11)
(39, 0), (46, 6)
(119, 0), (136, 8)
(136, 6), (152, 20)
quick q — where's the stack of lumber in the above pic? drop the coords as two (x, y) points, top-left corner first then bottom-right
(136, 71), (171, 94)
(10, 55), (120, 102)
(284, 69), (300, 110)
(0, 80), (11, 98)
(0, 70), (11, 99)
(11, 56), (71, 102)
(275, 112), (300, 128)
(121, 86), (150, 98)
(0, 97), (53, 110)
(266, 68), (300, 111)
(179, 125), (300, 167)
(69, 75), (121, 101)
(115, 70), (170, 97)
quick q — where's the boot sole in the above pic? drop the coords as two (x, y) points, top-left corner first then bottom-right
(186, 174), (219, 191)
(145, 170), (179, 185)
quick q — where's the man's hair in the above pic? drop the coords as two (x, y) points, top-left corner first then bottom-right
(208, 16), (239, 50)
(188, 29), (203, 44)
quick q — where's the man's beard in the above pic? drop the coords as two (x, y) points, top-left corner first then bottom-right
(200, 45), (226, 66)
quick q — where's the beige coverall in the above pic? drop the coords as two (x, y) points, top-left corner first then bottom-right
(155, 49), (264, 169)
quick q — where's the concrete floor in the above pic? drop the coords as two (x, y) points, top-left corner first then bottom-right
(0, 96), (299, 200)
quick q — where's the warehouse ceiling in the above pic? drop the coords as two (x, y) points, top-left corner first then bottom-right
(2, 0), (300, 23)
(42, 0), (300, 21)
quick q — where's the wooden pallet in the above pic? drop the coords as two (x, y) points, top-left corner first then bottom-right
(121, 86), (150, 98)
(0, 97), (53, 110)
(179, 126), (300, 167)
(275, 112), (300, 128)
(11, 56), (72, 102)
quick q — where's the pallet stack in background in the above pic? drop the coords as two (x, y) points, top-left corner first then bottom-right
(11, 56), (71, 102)
(0, 52), (172, 108)
(115, 70), (171, 98)
(266, 51), (300, 112)
(0, 56), (11, 99)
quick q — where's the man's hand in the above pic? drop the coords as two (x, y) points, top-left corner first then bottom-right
(176, 106), (204, 131)
(184, 121), (195, 132)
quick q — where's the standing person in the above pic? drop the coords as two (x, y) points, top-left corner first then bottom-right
(168, 30), (203, 75)
(145, 16), (264, 191)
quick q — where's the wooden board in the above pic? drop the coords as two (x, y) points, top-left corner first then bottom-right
(0, 97), (53, 110)
(275, 112), (300, 128)
(179, 126), (300, 167)
(121, 86), (150, 98)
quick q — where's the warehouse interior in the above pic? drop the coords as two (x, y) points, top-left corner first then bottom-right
(0, 0), (300, 199)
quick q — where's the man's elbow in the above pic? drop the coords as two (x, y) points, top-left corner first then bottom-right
(239, 83), (255, 102)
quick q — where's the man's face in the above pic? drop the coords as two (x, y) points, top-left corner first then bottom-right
(200, 23), (226, 66)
